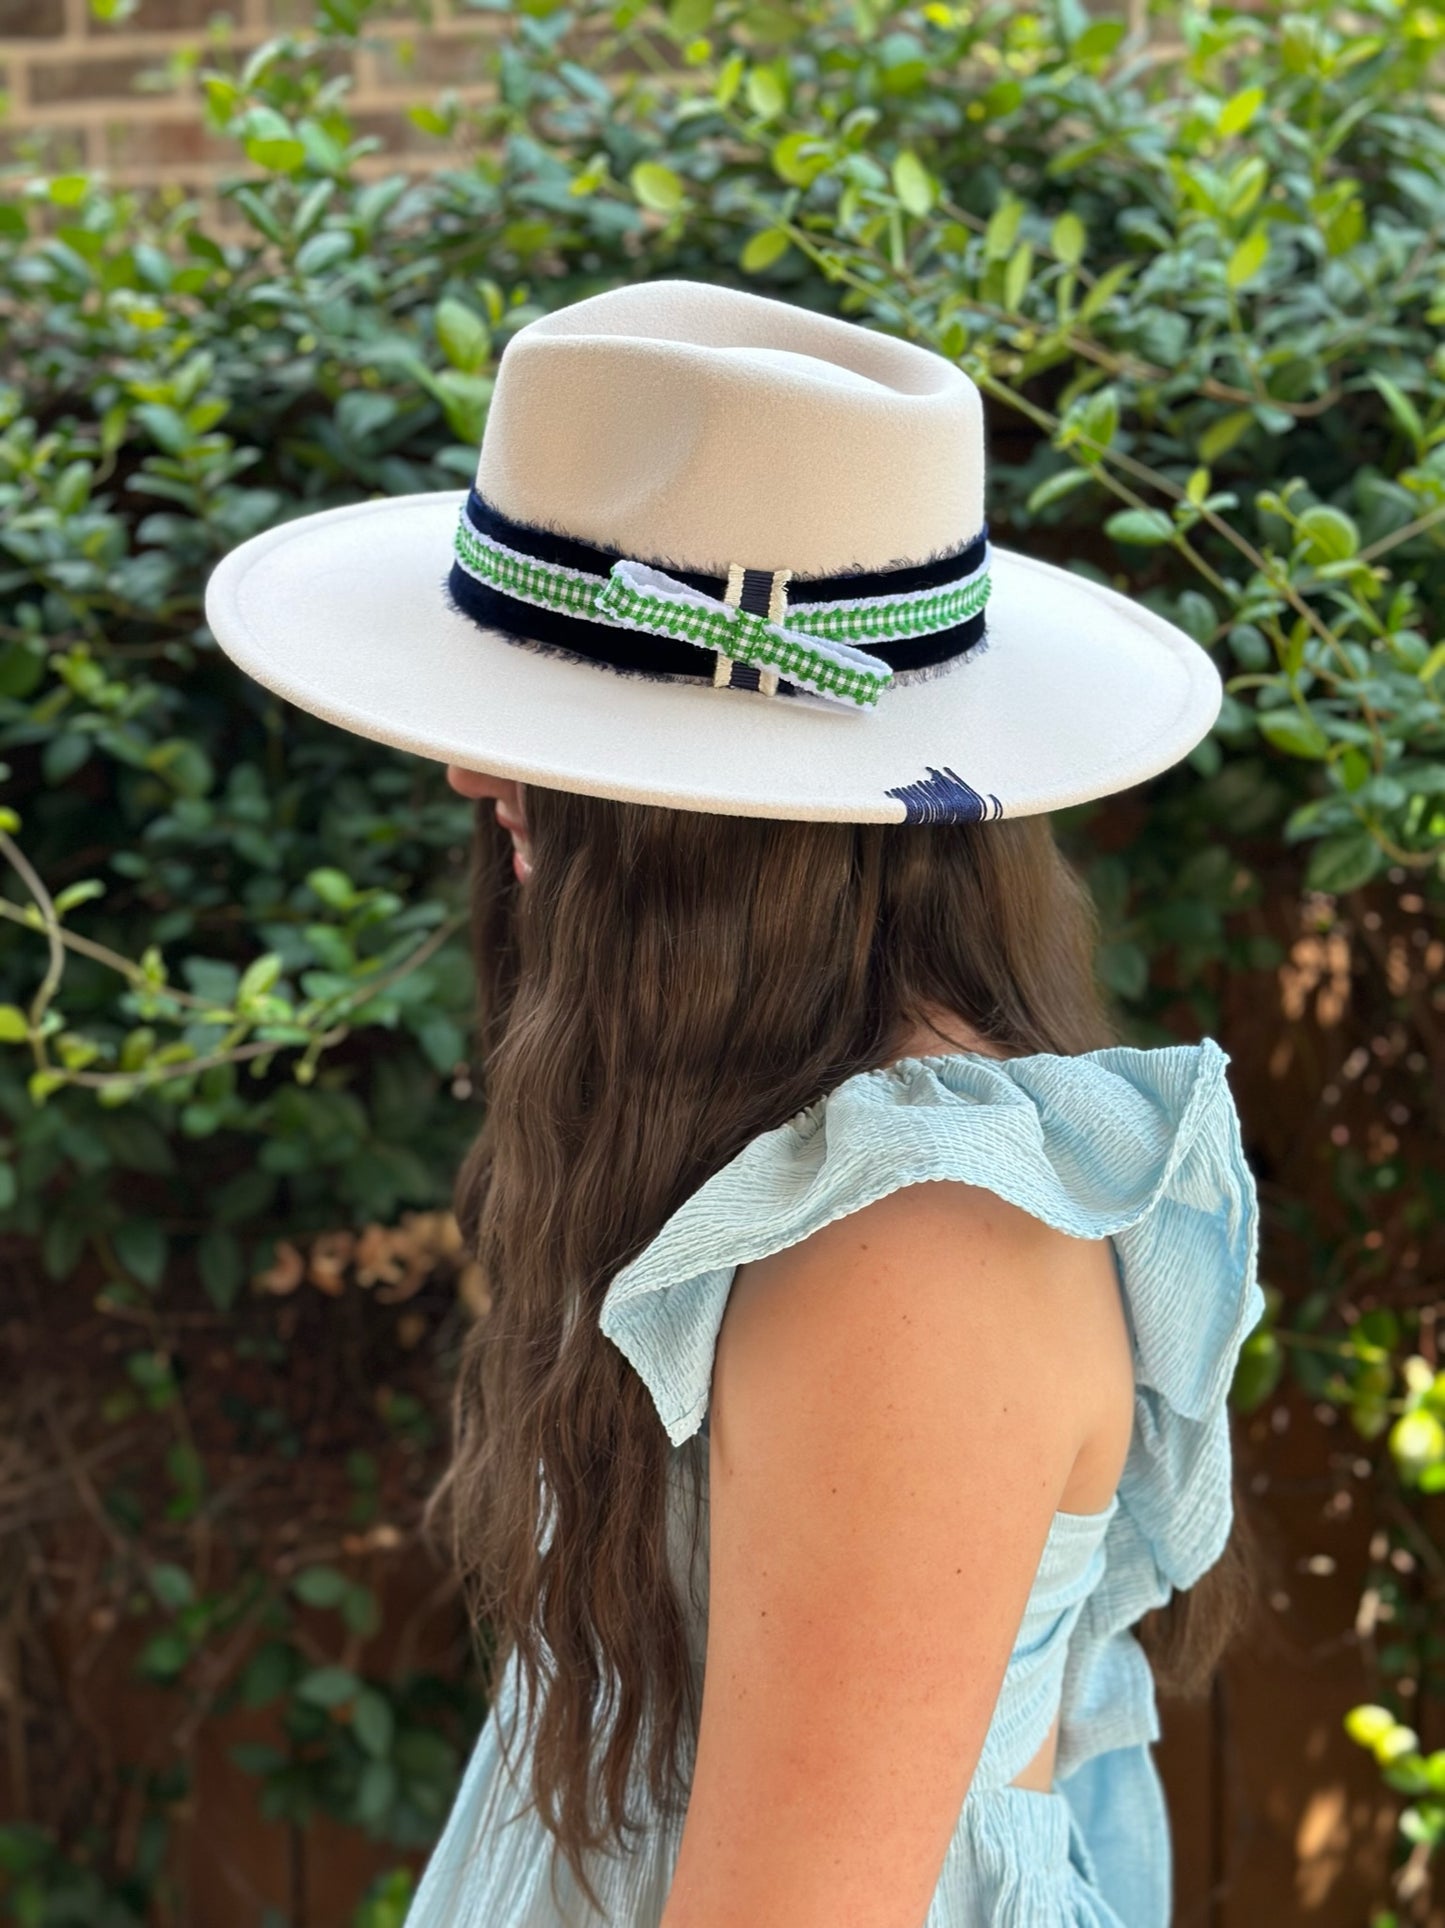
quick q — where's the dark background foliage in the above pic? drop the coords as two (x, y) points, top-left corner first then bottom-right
(1, 1), (1443, 1922)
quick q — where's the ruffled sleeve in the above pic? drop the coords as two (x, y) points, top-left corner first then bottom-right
(597, 1037), (1262, 1777)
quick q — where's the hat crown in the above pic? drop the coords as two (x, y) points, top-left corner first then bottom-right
(473, 281), (985, 579)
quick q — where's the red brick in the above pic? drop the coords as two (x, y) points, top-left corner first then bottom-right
(29, 51), (158, 103)
(0, 0), (65, 37)
(102, 113), (228, 166)
(93, 0), (241, 29)
(0, 118), (85, 164)
(370, 28), (497, 91)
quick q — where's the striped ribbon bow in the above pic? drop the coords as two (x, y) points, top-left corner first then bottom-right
(595, 561), (894, 711)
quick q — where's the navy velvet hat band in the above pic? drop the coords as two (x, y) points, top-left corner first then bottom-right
(447, 490), (991, 697)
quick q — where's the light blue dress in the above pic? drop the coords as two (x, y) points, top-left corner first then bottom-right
(403, 1039), (1263, 1927)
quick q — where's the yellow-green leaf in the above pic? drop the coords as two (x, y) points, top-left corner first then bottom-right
(0, 1005), (30, 1043)
(744, 66), (786, 118)
(1218, 85), (1265, 137)
(983, 195), (1022, 261)
(740, 228), (790, 273)
(244, 137), (306, 175)
(1297, 504), (1359, 564)
(1050, 211), (1085, 267)
(668, 0), (713, 33)
(772, 131), (829, 189)
(1368, 371), (1425, 450)
(435, 298), (490, 374)
(630, 162), (686, 215)
(1226, 226), (1269, 289)
(892, 150), (935, 218)
(1391, 1408), (1445, 1476)
(1198, 409), (1254, 464)
(715, 52), (744, 106)
(1003, 241), (1033, 311)
(1344, 1705), (1399, 1750)
(1418, 639), (1445, 682)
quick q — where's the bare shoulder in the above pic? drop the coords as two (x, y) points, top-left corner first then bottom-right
(663, 1182), (1132, 1928)
(715, 1178), (1131, 1507)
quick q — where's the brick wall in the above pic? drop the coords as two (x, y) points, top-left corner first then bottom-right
(0, 0), (496, 189)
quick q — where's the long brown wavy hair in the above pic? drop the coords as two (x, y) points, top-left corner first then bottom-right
(426, 784), (1260, 1914)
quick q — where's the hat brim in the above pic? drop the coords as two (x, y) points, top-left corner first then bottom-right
(203, 490), (1220, 823)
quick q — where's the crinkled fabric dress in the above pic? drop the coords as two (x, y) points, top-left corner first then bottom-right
(402, 1039), (1262, 1928)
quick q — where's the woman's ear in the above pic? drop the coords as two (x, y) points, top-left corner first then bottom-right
(446, 765), (522, 814)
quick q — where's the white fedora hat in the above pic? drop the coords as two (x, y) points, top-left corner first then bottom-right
(204, 280), (1219, 824)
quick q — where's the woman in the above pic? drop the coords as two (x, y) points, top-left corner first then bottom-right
(206, 281), (1264, 1927)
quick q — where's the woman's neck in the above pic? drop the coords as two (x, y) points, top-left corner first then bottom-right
(888, 1005), (1009, 1063)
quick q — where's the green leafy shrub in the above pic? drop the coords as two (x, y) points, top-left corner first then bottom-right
(2, 0), (1443, 1918)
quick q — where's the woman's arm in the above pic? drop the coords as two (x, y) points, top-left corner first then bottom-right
(659, 1179), (1107, 1928)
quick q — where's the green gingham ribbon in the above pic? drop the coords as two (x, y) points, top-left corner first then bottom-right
(596, 562), (895, 708)
(452, 511), (992, 712)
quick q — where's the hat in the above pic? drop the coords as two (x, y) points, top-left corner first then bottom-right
(204, 280), (1220, 824)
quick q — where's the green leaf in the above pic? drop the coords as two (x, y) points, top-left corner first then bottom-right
(1096, 940), (1148, 1000)
(294, 229), (352, 277)
(1003, 242), (1033, 310)
(115, 1218), (168, 1290)
(353, 1687), (396, 1759)
(1104, 508), (1174, 546)
(43, 732), (92, 785)
(1391, 1409), (1445, 1477)
(1063, 385), (1118, 454)
(1297, 505), (1359, 564)
(292, 1565), (351, 1608)
(240, 1643), (292, 1709)
(52, 878), (105, 917)
(1232, 1328), (1283, 1412)
(1072, 17), (1125, 62)
(891, 150), (934, 218)
(1367, 372), (1425, 451)
(245, 136), (307, 174)
(1218, 86), (1265, 137)
(356, 1758), (399, 1825)
(148, 1562), (196, 1610)
(1077, 258), (1134, 322)
(1050, 211), (1085, 267)
(740, 228), (790, 273)
(983, 195), (1022, 261)
(307, 867), (357, 911)
(435, 298), (490, 376)
(197, 1228), (244, 1310)
(1345, 1705), (1399, 1750)
(298, 1665), (359, 1709)
(433, 370), (492, 447)
(1198, 409), (1254, 464)
(668, 0), (713, 29)
(1026, 467), (1095, 514)
(630, 162), (685, 214)
(1226, 227), (1269, 289)
(772, 131), (829, 188)
(1306, 830), (1383, 893)
(715, 51), (744, 105)
(0, 1005), (29, 1043)
(744, 65), (785, 118)
(1258, 710), (1329, 758)
(238, 952), (284, 1003)
(1419, 640), (1445, 682)
(138, 1629), (191, 1680)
